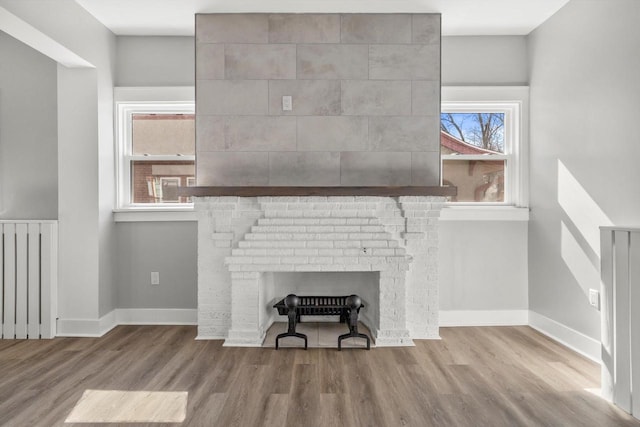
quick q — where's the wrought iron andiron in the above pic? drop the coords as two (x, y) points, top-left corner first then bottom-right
(275, 294), (308, 350)
(338, 295), (371, 350)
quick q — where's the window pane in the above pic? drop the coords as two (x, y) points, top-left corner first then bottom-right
(440, 113), (504, 154)
(132, 114), (195, 155)
(442, 159), (505, 202)
(131, 160), (195, 204)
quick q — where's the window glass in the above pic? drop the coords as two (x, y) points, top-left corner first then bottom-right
(132, 113), (195, 155)
(441, 112), (505, 154)
(442, 159), (505, 202)
(131, 161), (195, 204)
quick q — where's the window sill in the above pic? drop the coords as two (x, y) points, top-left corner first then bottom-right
(113, 208), (196, 223)
(439, 206), (529, 222)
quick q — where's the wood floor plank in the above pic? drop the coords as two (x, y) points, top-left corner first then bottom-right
(0, 325), (638, 427)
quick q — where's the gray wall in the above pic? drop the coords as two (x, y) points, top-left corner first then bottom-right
(528, 0), (640, 339)
(439, 221), (528, 311)
(115, 35), (198, 310)
(116, 36), (194, 86)
(439, 34), (529, 314)
(442, 36), (528, 86)
(116, 222), (197, 309)
(0, 31), (57, 219)
(195, 13), (441, 186)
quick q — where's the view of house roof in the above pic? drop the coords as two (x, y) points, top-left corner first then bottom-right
(440, 131), (502, 155)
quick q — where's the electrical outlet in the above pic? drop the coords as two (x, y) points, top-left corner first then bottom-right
(151, 272), (160, 286)
(589, 289), (599, 309)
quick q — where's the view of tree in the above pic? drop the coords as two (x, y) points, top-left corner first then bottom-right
(440, 112), (505, 153)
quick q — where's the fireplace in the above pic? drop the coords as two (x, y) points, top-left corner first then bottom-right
(195, 195), (444, 347)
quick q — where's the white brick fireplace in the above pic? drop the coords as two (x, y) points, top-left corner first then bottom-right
(196, 195), (444, 347)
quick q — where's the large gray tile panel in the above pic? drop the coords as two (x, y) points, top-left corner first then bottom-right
(411, 151), (440, 186)
(341, 14), (411, 44)
(196, 14), (268, 43)
(197, 152), (269, 186)
(197, 80), (268, 115)
(297, 44), (368, 79)
(269, 152), (340, 186)
(340, 152), (411, 186)
(223, 116), (297, 151)
(269, 14), (340, 43)
(196, 116), (225, 151)
(412, 81), (440, 116)
(269, 80), (341, 115)
(369, 116), (440, 151)
(369, 45), (440, 80)
(196, 44), (225, 80)
(225, 44), (296, 80)
(297, 117), (367, 151)
(412, 14), (441, 44)
(341, 81), (411, 116)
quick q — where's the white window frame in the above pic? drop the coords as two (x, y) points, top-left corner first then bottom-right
(114, 87), (196, 217)
(441, 87), (529, 216)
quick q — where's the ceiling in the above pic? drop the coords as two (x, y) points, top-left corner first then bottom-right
(75, 0), (570, 37)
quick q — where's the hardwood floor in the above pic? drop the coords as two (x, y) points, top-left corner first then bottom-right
(0, 325), (637, 426)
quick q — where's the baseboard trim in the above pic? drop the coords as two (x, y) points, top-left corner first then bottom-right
(439, 310), (529, 327)
(528, 310), (601, 364)
(116, 308), (197, 325)
(57, 308), (197, 337)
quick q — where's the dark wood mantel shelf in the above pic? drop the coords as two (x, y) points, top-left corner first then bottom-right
(179, 186), (456, 197)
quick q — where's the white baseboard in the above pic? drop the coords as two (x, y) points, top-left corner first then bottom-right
(439, 310), (529, 327)
(57, 318), (105, 337)
(528, 310), (601, 364)
(116, 308), (197, 325)
(57, 308), (197, 337)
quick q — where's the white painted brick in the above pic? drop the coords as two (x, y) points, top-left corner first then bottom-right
(281, 256), (309, 264)
(295, 264), (322, 272)
(270, 248), (295, 256)
(334, 256), (359, 264)
(294, 248), (319, 256)
(292, 233), (318, 240)
(309, 256), (333, 264)
(359, 256), (386, 265)
(332, 210), (358, 217)
(320, 218), (347, 225)
(321, 264), (345, 271)
(334, 225), (361, 232)
(214, 240), (232, 248)
(211, 232), (234, 240)
(318, 248), (344, 256)
(345, 264), (370, 271)
(225, 256), (253, 264)
(362, 240), (388, 248)
(252, 257), (282, 264)
(328, 196), (354, 202)
(306, 225), (334, 233)
(372, 248), (395, 256)
(307, 241), (334, 248)
(335, 240), (362, 248)
(305, 210), (331, 217)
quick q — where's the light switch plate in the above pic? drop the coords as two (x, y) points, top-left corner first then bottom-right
(151, 271), (160, 286)
(282, 95), (292, 111)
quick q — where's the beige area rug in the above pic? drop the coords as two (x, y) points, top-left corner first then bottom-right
(65, 390), (187, 423)
(264, 321), (374, 349)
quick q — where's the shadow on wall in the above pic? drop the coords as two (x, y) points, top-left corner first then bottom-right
(557, 159), (613, 300)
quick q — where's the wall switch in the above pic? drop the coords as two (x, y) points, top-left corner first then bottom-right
(589, 289), (599, 309)
(282, 95), (292, 111)
(151, 271), (160, 286)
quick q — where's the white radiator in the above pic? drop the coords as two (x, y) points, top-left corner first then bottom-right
(601, 226), (640, 418)
(1, 221), (57, 339)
